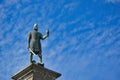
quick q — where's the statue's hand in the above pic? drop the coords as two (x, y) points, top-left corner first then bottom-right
(46, 29), (49, 37)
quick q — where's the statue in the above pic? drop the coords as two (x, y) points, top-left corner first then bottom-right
(28, 24), (49, 64)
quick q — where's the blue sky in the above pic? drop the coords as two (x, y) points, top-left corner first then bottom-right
(0, 0), (120, 80)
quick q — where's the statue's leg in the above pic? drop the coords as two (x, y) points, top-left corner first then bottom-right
(38, 52), (42, 64)
(30, 52), (33, 63)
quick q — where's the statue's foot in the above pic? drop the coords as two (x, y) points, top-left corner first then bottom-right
(30, 60), (36, 64)
(37, 63), (44, 67)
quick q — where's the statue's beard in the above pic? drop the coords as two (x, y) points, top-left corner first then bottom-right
(34, 29), (38, 31)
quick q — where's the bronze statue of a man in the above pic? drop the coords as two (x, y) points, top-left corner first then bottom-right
(28, 24), (49, 64)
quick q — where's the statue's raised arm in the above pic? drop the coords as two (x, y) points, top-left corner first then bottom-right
(41, 29), (49, 40)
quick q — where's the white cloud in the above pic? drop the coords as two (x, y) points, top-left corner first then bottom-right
(64, 2), (80, 11)
(0, 0), (120, 80)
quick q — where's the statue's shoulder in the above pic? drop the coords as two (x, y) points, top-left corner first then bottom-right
(28, 31), (32, 34)
(38, 32), (42, 36)
(28, 31), (34, 36)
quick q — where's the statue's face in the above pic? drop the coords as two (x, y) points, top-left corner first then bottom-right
(34, 24), (38, 30)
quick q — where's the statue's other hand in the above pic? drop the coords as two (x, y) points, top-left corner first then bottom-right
(46, 29), (49, 37)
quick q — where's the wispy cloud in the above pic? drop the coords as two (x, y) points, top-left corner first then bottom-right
(0, 0), (120, 80)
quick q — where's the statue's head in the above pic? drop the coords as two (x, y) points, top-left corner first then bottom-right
(33, 23), (38, 31)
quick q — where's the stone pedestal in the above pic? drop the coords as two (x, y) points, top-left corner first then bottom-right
(12, 63), (61, 80)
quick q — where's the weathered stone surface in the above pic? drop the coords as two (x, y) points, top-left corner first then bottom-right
(12, 63), (61, 80)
